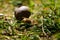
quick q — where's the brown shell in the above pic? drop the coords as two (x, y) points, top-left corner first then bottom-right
(14, 6), (31, 21)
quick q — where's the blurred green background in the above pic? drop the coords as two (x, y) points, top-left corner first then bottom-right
(0, 0), (60, 40)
